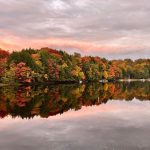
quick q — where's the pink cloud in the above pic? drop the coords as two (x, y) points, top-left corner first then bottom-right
(0, 33), (122, 53)
(0, 30), (148, 57)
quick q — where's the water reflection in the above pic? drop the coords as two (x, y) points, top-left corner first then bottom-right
(0, 81), (150, 119)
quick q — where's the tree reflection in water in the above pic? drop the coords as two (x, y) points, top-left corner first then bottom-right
(0, 81), (150, 119)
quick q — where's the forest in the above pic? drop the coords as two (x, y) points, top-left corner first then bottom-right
(0, 47), (150, 85)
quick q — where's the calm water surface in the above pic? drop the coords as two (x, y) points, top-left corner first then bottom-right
(0, 82), (150, 150)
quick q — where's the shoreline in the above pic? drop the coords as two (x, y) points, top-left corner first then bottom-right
(118, 79), (150, 82)
(0, 79), (150, 87)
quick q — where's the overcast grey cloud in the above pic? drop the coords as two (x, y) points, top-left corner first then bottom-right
(0, 0), (150, 59)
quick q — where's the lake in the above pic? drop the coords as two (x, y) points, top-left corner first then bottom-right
(0, 82), (150, 150)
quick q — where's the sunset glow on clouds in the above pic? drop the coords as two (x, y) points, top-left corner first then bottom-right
(0, 0), (150, 59)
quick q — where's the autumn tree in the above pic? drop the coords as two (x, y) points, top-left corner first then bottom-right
(15, 62), (32, 84)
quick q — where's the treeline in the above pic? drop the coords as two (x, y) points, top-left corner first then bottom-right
(0, 47), (150, 84)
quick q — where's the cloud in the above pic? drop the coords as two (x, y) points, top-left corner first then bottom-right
(0, 0), (150, 59)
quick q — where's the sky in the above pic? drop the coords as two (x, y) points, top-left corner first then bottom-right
(0, 0), (150, 59)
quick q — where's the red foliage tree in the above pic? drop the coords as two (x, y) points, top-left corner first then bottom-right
(41, 47), (62, 58)
(0, 49), (9, 59)
(0, 49), (9, 76)
(15, 62), (32, 83)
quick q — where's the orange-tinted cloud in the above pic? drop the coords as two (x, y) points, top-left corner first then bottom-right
(0, 30), (128, 54)
(1, 29), (150, 60)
